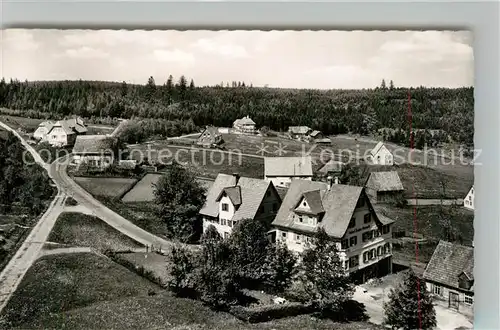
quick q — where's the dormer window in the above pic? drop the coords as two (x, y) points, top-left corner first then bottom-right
(303, 202), (307, 207)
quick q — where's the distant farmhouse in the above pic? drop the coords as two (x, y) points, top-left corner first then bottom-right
(288, 126), (312, 141)
(233, 115), (256, 134)
(199, 173), (282, 239)
(463, 186), (474, 210)
(197, 126), (223, 148)
(423, 241), (474, 311)
(264, 156), (313, 188)
(369, 142), (394, 166)
(72, 135), (118, 169)
(34, 117), (87, 147)
(271, 179), (394, 283)
(318, 159), (344, 181)
(364, 171), (404, 204)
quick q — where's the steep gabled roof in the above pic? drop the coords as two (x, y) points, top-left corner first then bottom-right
(423, 240), (474, 292)
(233, 115), (256, 126)
(264, 156), (313, 177)
(272, 180), (379, 238)
(370, 141), (386, 157)
(46, 117), (87, 135)
(216, 186), (242, 206)
(200, 174), (273, 221)
(295, 189), (325, 215)
(365, 171), (404, 192)
(199, 126), (221, 141)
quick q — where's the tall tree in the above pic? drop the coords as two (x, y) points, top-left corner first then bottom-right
(262, 241), (298, 294)
(381, 79), (387, 89)
(146, 76), (156, 99)
(384, 270), (437, 330)
(389, 80), (395, 90)
(299, 228), (354, 317)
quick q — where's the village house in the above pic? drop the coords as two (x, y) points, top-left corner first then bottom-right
(288, 126), (312, 141)
(463, 186), (474, 210)
(364, 171), (405, 204)
(264, 156), (313, 189)
(318, 159), (344, 181)
(34, 117), (87, 147)
(72, 135), (118, 169)
(199, 173), (282, 239)
(233, 115), (256, 134)
(369, 142), (394, 166)
(197, 126), (223, 148)
(423, 240), (474, 313)
(270, 178), (394, 283)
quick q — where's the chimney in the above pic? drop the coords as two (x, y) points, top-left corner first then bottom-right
(232, 173), (240, 186)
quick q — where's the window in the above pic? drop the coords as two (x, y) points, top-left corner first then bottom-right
(295, 234), (302, 242)
(344, 261), (349, 270)
(221, 219), (227, 226)
(341, 239), (349, 249)
(228, 220), (233, 228)
(222, 203), (229, 211)
(362, 231), (373, 242)
(382, 225), (390, 234)
(432, 285), (442, 296)
(469, 196), (472, 202)
(273, 203), (278, 212)
(348, 218), (356, 229)
(298, 216), (303, 223)
(349, 236), (357, 247)
(371, 249), (376, 259)
(349, 256), (359, 268)
(224, 232), (229, 239)
(384, 243), (391, 254)
(303, 202), (307, 207)
(282, 232), (287, 238)
(464, 294), (474, 305)
(377, 246), (383, 256)
(364, 213), (371, 224)
(373, 229), (380, 237)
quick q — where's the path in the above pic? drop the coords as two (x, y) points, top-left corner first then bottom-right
(0, 119), (65, 313)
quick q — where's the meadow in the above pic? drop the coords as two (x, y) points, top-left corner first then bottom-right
(73, 177), (138, 199)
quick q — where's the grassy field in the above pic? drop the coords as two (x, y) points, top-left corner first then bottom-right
(0, 252), (382, 330)
(122, 173), (213, 203)
(73, 176), (138, 199)
(0, 115), (43, 132)
(47, 212), (143, 251)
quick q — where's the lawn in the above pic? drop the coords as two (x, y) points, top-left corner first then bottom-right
(0, 252), (382, 330)
(0, 115), (43, 132)
(122, 173), (213, 203)
(47, 212), (143, 252)
(73, 176), (138, 199)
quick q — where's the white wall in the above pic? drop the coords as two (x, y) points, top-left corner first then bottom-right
(46, 127), (68, 147)
(372, 145), (394, 165)
(34, 126), (49, 140)
(464, 188), (474, 210)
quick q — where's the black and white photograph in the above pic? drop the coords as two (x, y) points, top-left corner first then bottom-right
(0, 29), (474, 330)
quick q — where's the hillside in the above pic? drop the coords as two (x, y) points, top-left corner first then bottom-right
(0, 78), (474, 146)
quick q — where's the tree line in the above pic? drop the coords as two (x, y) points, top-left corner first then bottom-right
(0, 132), (54, 214)
(0, 77), (474, 147)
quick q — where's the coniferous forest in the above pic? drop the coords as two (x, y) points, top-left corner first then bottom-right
(0, 76), (474, 147)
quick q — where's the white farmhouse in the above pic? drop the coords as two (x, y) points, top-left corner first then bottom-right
(264, 156), (313, 189)
(34, 117), (87, 147)
(270, 179), (394, 284)
(199, 173), (282, 239)
(464, 186), (474, 210)
(369, 142), (394, 166)
(233, 115), (256, 134)
(72, 135), (118, 169)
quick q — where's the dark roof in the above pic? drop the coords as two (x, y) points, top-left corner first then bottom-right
(216, 186), (242, 206)
(370, 205), (396, 225)
(264, 156), (313, 177)
(365, 171), (404, 192)
(423, 240), (474, 292)
(200, 174), (272, 221)
(272, 180), (380, 238)
(295, 190), (325, 215)
(72, 135), (117, 154)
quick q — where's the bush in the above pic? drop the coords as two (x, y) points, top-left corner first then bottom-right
(65, 197), (78, 206)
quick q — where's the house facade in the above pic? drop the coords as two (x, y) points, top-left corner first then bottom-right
(264, 156), (314, 189)
(35, 117), (87, 147)
(199, 173), (282, 239)
(369, 142), (394, 166)
(197, 126), (223, 147)
(233, 115), (256, 134)
(423, 241), (474, 313)
(271, 179), (394, 283)
(288, 126), (312, 140)
(72, 135), (118, 169)
(463, 186), (474, 210)
(365, 171), (405, 203)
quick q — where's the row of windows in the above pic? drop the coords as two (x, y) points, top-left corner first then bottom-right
(362, 244), (391, 263)
(432, 286), (474, 306)
(341, 226), (390, 250)
(207, 217), (236, 228)
(295, 214), (317, 226)
(221, 202), (279, 213)
(348, 213), (372, 229)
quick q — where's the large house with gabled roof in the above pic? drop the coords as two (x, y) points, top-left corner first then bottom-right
(423, 241), (474, 311)
(34, 117), (87, 147)
(270, 179), (394, 283)
(199, 173), (282, 239)
(233, 115), (256, 134)
(72, 135), (118, 169)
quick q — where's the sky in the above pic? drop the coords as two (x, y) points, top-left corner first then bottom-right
(0, 29), (473, 89)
